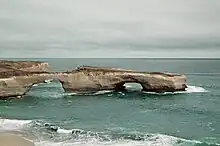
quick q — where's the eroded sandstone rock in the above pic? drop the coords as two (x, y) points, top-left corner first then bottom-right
(56, 66), (187, 93)
(0, 74), (53, 99)
(0, 60), (52, 99)
(0, 60), (50, 78)
(0, 61), (187, 99)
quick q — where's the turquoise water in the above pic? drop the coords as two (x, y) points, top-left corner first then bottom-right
(0, 59), (220, 146)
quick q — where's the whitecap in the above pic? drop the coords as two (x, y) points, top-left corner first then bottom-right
(8, 121), (216, 146)
(62, 93), (78, 96)
(93, 90), (113, 95)
(118, 92), (125, 96)
(62, 90), (113, 96)
(57, 128), (73, 134)
(143, 85), (208, 95)
(185, 85), (208, 93)
(44, 79), (53, 84)
(34, 133), (205, 146)
(32, 84), (39, 87)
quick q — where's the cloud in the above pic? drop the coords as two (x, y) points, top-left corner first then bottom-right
(0, 0), (220, 58)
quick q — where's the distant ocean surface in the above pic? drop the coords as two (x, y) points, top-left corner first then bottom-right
(0, 58), (220, 146)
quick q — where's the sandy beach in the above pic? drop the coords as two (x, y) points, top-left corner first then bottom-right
(0, 132), (35, 146)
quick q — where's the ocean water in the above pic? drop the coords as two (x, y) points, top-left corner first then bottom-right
(0, 58), (220, 146)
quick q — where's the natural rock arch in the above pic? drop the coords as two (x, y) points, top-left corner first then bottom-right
(115, 82), (144, 91)
(54, 66), (187, 93)
(0, 61), (187, 99)
(24, 79), (65, 97)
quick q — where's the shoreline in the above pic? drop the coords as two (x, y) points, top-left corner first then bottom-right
(0, 132), (35, 146)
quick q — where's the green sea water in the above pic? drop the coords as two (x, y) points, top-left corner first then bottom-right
(0, 59), (220, 146)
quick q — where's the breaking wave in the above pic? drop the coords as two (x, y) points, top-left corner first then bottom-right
(62, 90), (113, 96)
(0, 118), (32, 131)
(143, 85), (208, 95)
(185, 85), (208, 93)
(62, 85), (208, 97)
(29, 79), (208, 97)
(0, 118), (219, 146)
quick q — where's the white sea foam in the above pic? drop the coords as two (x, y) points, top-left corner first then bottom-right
(62, 93), (78, 96)
(93, 90), (113, 95)
(34, 124), (205, 146)
(31, 79), (52, 87)
(124, 84), (208, 94)
(44, 79), (53, 84)
(0, 118), (218, 146)
(35, 124), (186, 146)
(185, 85), (208, 93)
(32, 83), (42, 87)
(63, 90), (113, 96)
(0, 118), (32, 131)
(63, 85), (208, 96)
(56, 128), (73, 134)
(118, 92), (125, 96)
(143, 85), (208, 95)
(34, 133), (200, 146)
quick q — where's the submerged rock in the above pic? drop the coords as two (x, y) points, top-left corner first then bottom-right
(0, 61), (187, 99)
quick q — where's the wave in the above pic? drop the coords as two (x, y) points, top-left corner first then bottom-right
(35, 128), (220, 146)
(32, 79), (53, 87)
(35, 135), (178, 146)
(35, 128), (196, 146)
(0, 118), (32, 131)
(0, 118), (219, 146)
(62, 90), (113, 96)
(44, 79), (53, 84)
(62, 85), (208, 97)
(30, 81), (208, 98)
(143, 85), (208, 95)
(185, 85), (208, 93)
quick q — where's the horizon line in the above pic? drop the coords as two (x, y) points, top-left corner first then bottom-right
(1, 58), (220, 60)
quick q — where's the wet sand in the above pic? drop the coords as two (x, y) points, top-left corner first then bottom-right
(0, 132), (35, 146)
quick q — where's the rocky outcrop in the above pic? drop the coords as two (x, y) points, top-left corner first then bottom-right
(0, 74), (52, 99)
(0, 60), (52, 99)
(56, 66), (186, 93)
(0, 60), (50, 72)
(0, 61), (187, 99)
(0, 60), (50, 78)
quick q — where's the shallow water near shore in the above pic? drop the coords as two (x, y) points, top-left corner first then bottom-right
(0, 58), (220, 146)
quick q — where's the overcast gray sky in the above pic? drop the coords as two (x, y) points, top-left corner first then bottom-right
(0, 0), (220, 58)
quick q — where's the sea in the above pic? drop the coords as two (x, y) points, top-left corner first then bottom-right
(0, 58), (220, 146)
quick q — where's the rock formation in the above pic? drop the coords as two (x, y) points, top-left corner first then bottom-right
(56, 66), (186, 93)
(0, 61), (187, 99)
(0, 60), (50, 78)
(0, 60), (52, 99)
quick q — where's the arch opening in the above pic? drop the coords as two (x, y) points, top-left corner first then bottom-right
(115, 82), (144, 92)
(24, 79), (64, 98)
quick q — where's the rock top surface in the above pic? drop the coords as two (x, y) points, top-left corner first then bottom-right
(0, 60), (49, 78)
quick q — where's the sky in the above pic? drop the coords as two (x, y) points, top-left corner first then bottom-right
(0, 0), (220, 58)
